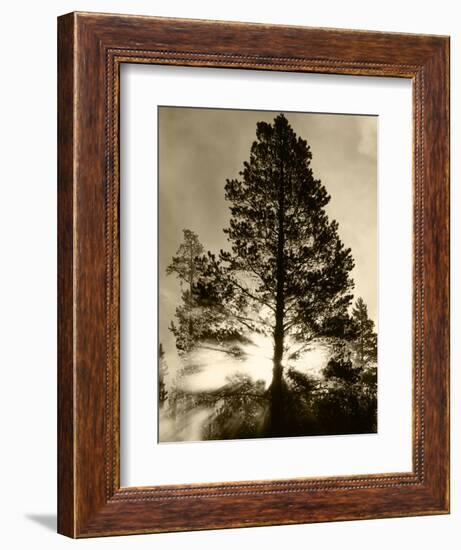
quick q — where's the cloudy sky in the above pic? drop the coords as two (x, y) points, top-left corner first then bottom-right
(158, 107), (377, 352)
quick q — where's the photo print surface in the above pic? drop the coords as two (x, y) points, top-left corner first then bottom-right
(158, 107), (377, 443)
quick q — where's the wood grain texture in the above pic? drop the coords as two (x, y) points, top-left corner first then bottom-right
(57, 11), (450, 538)
(57, 13), (75, 538)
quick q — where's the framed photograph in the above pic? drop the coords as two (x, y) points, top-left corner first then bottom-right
(58, 12), (450, 537)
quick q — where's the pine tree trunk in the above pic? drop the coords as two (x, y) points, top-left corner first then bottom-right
(269, 324), (284, 435)
(268, 143), (286, 436)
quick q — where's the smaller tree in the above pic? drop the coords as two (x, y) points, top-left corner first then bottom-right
(351, 297), (377, 368)
(158, 343), (169, 405)
(166, 229), (205, 287)
(166, 229), (205, 353)
(315, 299), (378, 435)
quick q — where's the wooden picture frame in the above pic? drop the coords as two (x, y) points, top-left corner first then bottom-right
(57, 12), (450, 538)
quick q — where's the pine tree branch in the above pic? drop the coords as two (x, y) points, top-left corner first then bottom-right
(241, 257), (277, 298)
(227, 277), (276, 312)
(285, 339), (315, 356)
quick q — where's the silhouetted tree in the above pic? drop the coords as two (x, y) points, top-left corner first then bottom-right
(166, 229), (205, 353)
(351, 297), (377, 368)
(158, 343), (169, 405)
(317, 306), (378, 434)
(196, 114), (355, 435)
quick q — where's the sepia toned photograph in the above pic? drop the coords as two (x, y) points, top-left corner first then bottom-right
(158, 106), (377, 443)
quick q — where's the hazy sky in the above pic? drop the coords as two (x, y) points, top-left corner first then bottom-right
(158, 107), (377, 351)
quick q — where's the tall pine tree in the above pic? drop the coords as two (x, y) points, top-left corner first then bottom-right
(197, 114), (355, 435)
